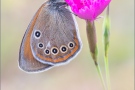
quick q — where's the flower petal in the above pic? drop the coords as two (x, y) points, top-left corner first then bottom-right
(65, 0), (111, 21)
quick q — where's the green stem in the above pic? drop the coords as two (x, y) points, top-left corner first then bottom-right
(103, 5), (111, 90)
(86, 20), (107, 90)
(95, 63), (107, 90)
(104, 55), (111, 90)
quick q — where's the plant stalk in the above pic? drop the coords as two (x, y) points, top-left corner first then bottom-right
(86, 20), (107, 90)
(103, 5), (111, 90)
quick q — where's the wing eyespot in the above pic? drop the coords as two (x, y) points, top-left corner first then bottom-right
(68, 42), (75, 49)
(44, 49), (50, 55)
(38, 43), (44, 49)
(51, 47), (59, 55)
(60, 45), (68, 53)
(34, 30), (41, 39)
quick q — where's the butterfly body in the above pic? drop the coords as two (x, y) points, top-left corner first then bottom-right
(19, 0), (82, 72)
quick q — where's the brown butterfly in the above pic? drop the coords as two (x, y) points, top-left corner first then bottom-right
(19, 0), (82, 73)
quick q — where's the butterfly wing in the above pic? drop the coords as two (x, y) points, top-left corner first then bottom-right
(19, 3), (53, 72)
(30, 2), (82, 65)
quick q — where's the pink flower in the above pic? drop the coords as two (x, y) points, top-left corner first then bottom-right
(65, 0), (111, 21)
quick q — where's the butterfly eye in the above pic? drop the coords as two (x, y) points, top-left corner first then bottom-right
(68, 42), (75, 49)
(51, 47), (59, 55)
(44, 49), (50, 55)
(60, 45), (68, 53)
(34, 30), (41, 39)
(38, 43), (44, 49)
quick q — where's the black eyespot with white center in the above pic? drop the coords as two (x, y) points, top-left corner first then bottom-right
(38, 43), (44, 49)
(34, 30), (41, 39)
(52, 49), (58, 54)
(44, 49), (50, 55)
(68, 42), (75, 49)
(60, 45), (68, 53)
(51, 47), (59, 55)
(62, 47), (66, 51)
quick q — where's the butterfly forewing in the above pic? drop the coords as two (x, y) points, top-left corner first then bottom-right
(19, 2), (53, 72)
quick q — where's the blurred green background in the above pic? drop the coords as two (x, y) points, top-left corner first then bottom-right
(1, 0), (134, 90)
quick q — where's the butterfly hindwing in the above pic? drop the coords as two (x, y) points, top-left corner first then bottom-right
(30, 1), (82, 65)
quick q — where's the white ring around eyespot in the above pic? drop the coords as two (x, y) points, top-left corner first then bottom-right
(68, 42), (75, 49)
(51, 47), (59, 55)
(37, 43), (44, 49)
(44, 49), (50, 55)
(60, 45), (68, 53)
(34, 30), (42, 39)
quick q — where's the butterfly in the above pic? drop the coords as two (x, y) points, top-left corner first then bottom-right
(19, 0), (82, 73)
